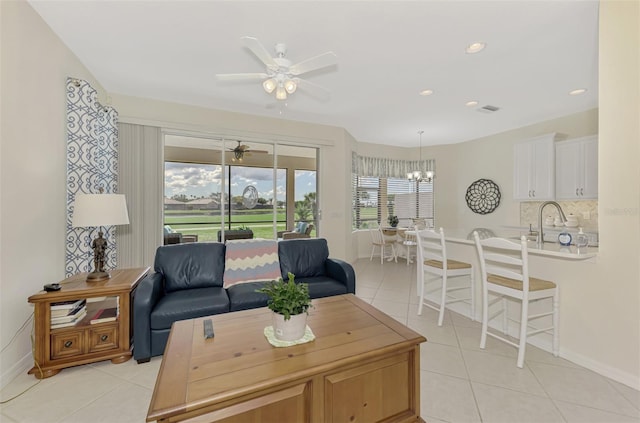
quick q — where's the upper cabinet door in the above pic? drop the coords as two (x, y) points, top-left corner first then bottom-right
(513, 134), (556, 200)
(556, 136), (598, 200)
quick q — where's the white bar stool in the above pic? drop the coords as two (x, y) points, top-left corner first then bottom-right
(416, 228), (475, 326)
(473, 232), (559, 368)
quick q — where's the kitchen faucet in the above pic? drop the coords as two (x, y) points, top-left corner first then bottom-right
(537, 201), (568, 245)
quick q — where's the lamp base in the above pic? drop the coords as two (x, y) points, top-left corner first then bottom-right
(86, 271), (110, 282)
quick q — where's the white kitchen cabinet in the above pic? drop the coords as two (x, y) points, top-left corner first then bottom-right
(513, 133), (556, 200)
(555, 135), (598, 199)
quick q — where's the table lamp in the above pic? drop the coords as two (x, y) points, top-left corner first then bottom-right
(72, 193), (130, 282)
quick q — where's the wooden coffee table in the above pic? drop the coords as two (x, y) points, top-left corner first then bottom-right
(147, 294), (427, 423)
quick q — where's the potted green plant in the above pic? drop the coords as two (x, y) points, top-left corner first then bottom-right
(257, 272), (311, 341)
(388, 215), (399, 228)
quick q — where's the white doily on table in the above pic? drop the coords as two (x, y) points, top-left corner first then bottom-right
(264, 325), (315, 347)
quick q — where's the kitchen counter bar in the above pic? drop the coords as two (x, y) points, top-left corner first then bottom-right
(407, 228), (597, 260)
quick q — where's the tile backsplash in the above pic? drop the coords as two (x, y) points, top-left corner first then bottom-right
(520, 200), (598, 231)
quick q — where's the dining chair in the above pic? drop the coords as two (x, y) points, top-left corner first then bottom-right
(416, 228), (474, 326)
(369, 227), (397, 264)
(473, 232), (559, 368)
(394, 228), (415, 266)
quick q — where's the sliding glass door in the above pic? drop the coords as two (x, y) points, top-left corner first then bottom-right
(163, 135), (317, 242)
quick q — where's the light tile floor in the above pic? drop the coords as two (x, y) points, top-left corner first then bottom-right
(1, 258), (638, 423)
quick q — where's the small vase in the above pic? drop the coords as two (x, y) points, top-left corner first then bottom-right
(272, 312), (307, 341)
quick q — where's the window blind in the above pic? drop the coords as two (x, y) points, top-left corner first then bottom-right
(352, 175), (434, 230)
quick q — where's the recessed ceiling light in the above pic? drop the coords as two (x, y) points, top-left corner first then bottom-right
(419, 89), (434, 96)
(466, 100), (479, 107)
(569, 88), (587, 95)
(466, 42), (486, 54)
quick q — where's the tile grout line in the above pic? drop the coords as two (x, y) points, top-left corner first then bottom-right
(452, 314), (485, 422)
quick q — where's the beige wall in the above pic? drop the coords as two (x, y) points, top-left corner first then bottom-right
(592, 0), (639, 387)
(1, 0), (638, 391)
(0, 0), (107, 384)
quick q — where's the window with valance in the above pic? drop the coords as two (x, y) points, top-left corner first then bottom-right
(351, 153), (435, 230)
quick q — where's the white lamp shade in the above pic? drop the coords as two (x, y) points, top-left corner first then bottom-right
(275, 86), (287, 100)
(72, 194), (130, 228)
(284, 79), (297, 94)
(262, 78), (277, 94)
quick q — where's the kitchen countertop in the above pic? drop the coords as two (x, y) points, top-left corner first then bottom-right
(406, 227), (598, 260)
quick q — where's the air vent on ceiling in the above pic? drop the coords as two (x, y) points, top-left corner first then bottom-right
(477, 105), (500, 113)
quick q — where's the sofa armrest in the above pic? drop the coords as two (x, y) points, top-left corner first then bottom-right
(325, 258), (356, 294)
(133, 272), (164, 362)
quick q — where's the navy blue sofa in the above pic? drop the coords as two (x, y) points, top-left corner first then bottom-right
(133, 238), (356, 363)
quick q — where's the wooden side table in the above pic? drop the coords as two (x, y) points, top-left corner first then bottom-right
(27, 267), (150, 379)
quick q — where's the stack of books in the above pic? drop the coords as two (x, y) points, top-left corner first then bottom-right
(50, 299), (87, 329)
(89, 296), (119, 324)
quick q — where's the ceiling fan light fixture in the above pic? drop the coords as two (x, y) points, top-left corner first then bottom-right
(263, 78), (277, 94)
(284, 79), (297, 94)
(219, 37), (337, 101)
(276, 86), (287, 100)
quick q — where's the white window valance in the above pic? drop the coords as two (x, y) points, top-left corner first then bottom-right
(352, 152), (435, 179)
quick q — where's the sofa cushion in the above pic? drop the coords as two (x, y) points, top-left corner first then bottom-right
(155, 242), (226, 293)
(223, 239), (281, 288)
(296, 276), (349, 299)
(150, 287), (229, 330)
(278, 238), (328, 279)
(227, 281), (270, 312)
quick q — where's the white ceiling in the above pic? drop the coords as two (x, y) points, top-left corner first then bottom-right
(29, 0), (599, 147)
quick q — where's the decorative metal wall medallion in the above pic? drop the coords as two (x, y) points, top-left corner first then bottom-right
(465, 179), (501, 214)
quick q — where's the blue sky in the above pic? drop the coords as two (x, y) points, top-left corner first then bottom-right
(165, 162), (315, 201)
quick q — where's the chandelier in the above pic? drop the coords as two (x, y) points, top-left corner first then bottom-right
(407, 130), (434, 182)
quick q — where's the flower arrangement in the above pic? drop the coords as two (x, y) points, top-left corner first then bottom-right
(387, 215), (399, 227)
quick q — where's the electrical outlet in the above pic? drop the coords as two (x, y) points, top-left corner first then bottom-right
(582, 211), (591, 220)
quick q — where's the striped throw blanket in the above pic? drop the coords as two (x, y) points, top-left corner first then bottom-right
(223, 238), (282, 288)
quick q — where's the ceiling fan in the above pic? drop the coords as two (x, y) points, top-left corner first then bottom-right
(216, 36), (337, 101)
(228, 140), (269, 162)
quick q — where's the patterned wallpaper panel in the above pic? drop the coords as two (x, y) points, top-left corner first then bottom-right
(65, 77), (119, 276)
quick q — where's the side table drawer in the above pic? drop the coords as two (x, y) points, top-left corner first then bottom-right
(51, 330), (84, 360)
(88, 325), (119, 353)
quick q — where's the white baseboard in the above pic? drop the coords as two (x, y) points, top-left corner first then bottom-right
(559, 347), (640, 391)
(1, 352), (33, 390)
(421, 292), (640, 391)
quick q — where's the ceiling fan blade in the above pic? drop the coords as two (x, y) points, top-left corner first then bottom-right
(248, 149), (269, 154)
(295, 78), (332, 100)
(240, 36), (278, 68)
(289, 52), (337, 76)
(216, 72), (268, 81)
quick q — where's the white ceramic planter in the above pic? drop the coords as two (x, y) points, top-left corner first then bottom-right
(272, 312), (307, 341)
